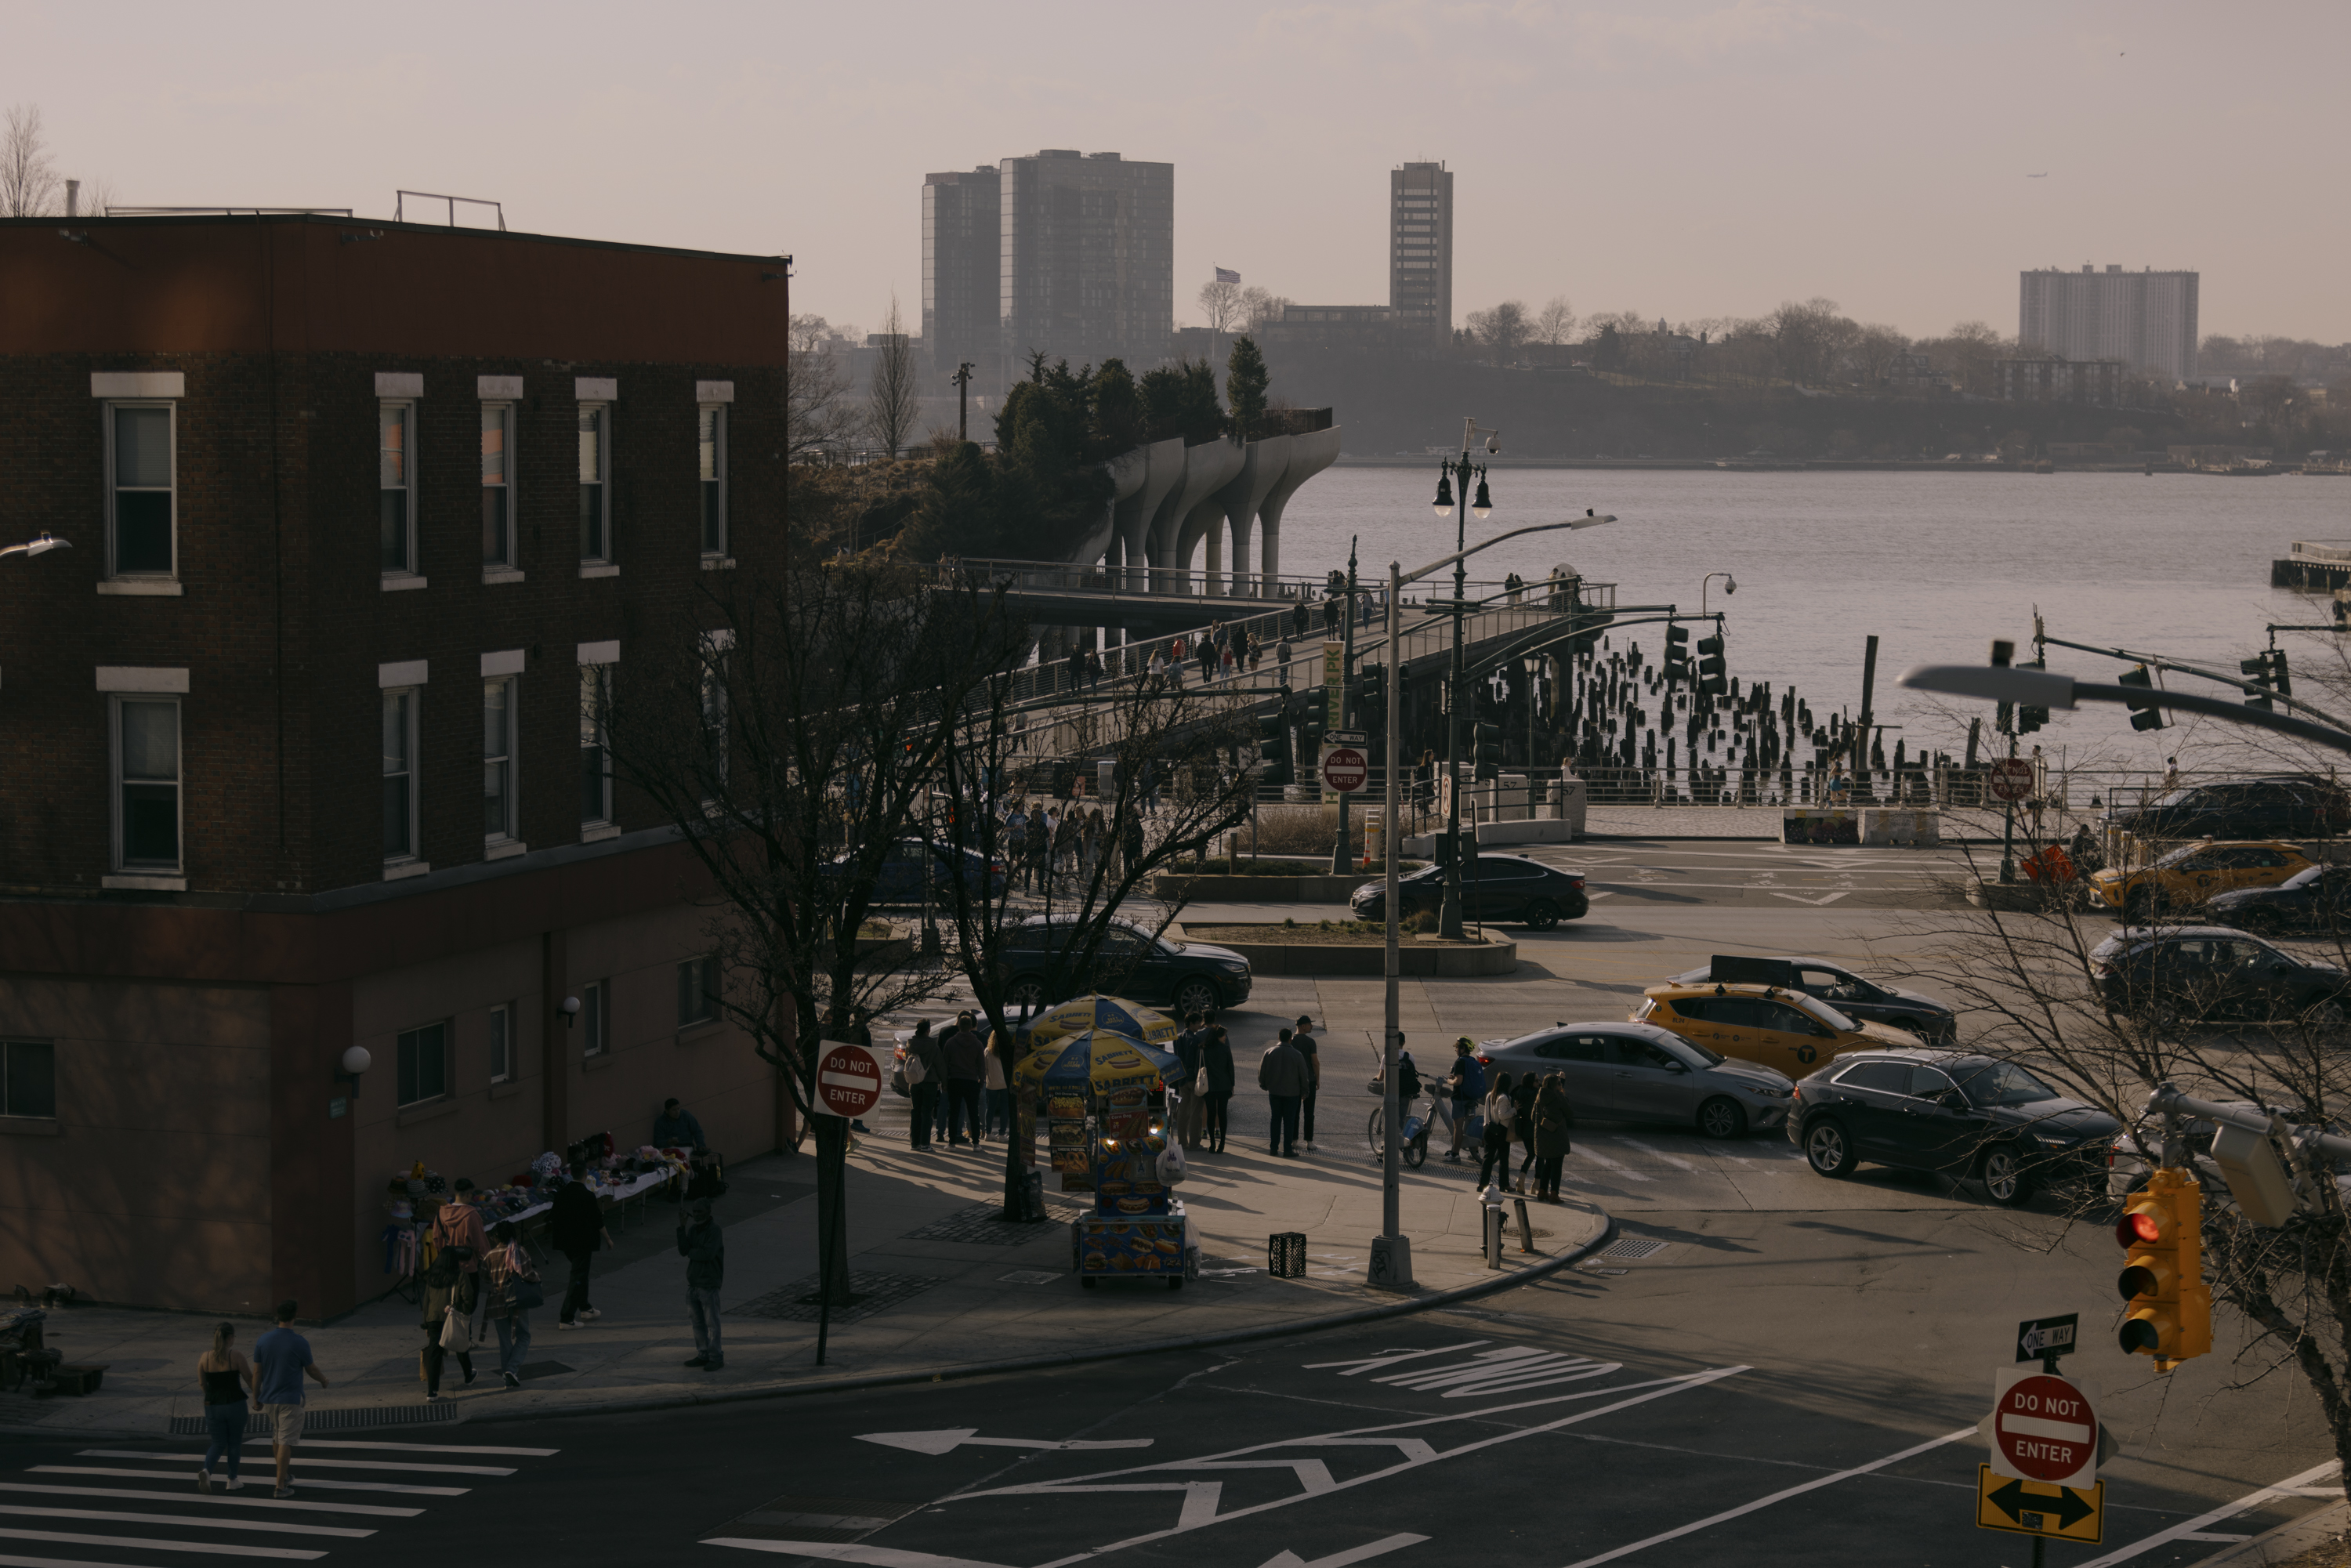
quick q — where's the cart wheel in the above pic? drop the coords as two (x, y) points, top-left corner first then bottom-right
(1081, 1276), (1096, 1289)
(1167, 1276), (1183, 1291)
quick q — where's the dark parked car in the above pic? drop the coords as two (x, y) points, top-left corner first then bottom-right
(1475, 1020), (1793, 1139)
(2210, 863), (2351, 936)
(997, 917), (1251, 1018)
(1666, 955), (1956, 1043)
(1788, 1048), (2119, 1205)
(824, 838), (1005, 907)
(1350, 854), (1588, 929)
(2088, 925), (2351, 1026)
(2106, 774), (2351, 843)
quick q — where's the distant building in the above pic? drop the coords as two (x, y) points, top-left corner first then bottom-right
(2018, 265), (2199, 381)
(922, 166), (1001, 393)
(1996, 355), (2126, 405)
(1886, 352), (1951, 393)
(999, 150), (1173, 377)
(1259, 303), (1401, 355)
(1389, 162), (1453, 351)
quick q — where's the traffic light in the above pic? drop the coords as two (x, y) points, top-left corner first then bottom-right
(2241, 653), (2275, 711)
(1663, 623), (1691, 686)
(1696, 634), (1727, 697)
(2116, 1169), (2211, 1369)
(2273, 650), (2292, 697)
(1357, 666), (1386, 719)
(1473, 721), (1502, 780)
(2119, 663), (2166, 732)
(2017, 654), (2049, 733)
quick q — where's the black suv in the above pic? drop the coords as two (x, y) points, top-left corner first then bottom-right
(2106, 775), (2351, 842)
(1667, 955), (1956, 1042)
(1349, 854), (1589, 929)
(1789, 1048), (2118, 1205)
(2088, 925), (2351, 1026)
(2210, 864), (2351, 936)
(997, 917), (1252, 1018)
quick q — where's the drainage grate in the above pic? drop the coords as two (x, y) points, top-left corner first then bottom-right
(705, 1496), (922, 1545)
(733, 1273), (946, 1326)
(1599, 1237), (1670, 1262)
(904, 1201), (1081, 1246)
(998, 1269), (1061, 1286)
(168, 1400), (460, 1437)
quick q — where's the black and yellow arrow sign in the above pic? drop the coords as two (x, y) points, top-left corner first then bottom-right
(1976, 1465), (2103, 1543)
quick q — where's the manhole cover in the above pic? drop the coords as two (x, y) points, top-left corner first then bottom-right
(998, 1269), (1060, 1285)
(734, 1273), (945, 1324)
(1599, 1237), (1669, 1262)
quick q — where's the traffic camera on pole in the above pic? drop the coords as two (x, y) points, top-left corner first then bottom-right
(1664, 623), (1691, 686)
(2118, 664), (2166, 731)
(1696, 634), (1728, 697)
(2116, 1168), (2211, 1370)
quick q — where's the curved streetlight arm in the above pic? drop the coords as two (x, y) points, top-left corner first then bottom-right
(1898, 662), (2351, 758)
(0, 533), (71, 559)
(1394, 515), (1617, 589)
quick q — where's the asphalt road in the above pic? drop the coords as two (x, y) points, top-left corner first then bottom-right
(7, 1200), (2334, 1567)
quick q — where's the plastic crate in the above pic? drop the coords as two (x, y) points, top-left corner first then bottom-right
(1267, 1232), (1307, 1279)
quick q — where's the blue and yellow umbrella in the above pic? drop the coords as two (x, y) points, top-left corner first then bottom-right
(1012, 1026), (1181, 1100)
(1022, 994), (1179, 1050)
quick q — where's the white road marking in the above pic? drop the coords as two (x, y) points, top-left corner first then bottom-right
(1616, 1139), (1696, 1171)
(1257, 1535), (1427, 1568)
(1559, 1424), (1977, 1566)
(1570, 1149), (1654, 1182)
(701, 1545), (1015, 1567)
(224, 1439), (560, 1457)
(1767, 892), (1849, 906)
(0, 1529), (324, 1559)
(0, 1483), (419, 1518)
(857, 1430), (1151, 1456)
(2077, 1458), (2342, 1566)
(0, 1507), (370, 1538)
(30, 1469), (467, 1498)
(78, 1450), (512, 1477)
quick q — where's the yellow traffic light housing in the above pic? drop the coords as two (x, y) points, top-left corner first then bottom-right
(2116, 1168), (2210, 1371)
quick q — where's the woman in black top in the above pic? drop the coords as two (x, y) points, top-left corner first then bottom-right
(195, 1322), (254, 1493)
(1201, 1024), (1237, 1154)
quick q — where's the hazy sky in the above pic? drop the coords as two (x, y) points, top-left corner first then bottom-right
(13, 1), (2345, 344)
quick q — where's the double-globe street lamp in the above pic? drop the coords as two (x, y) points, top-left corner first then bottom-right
(1369, 507), (1617, 1289)
(1431, 420), (1502, 940)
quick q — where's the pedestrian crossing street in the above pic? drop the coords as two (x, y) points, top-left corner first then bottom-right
(0, 1436), (558, 1565)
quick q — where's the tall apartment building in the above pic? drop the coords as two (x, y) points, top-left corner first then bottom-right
(2018, 265), (2200, 382)
(0, 214), (792, 1316)
(922, 166), (1001, 393)
(1389, 161), (1454, 350)
(998, 150), (1173, 377)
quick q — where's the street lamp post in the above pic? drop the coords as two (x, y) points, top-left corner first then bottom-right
(1701, 571), (1737, 616)
(1432, 418), (1501, 940)
(0, 533), (70, 561)
(1370, 511), (1617, 1290)
(1330, 536), (1360, 875)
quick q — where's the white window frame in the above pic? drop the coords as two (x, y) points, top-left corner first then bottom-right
(379, 400), (418, 581)
(110, 693), (183, 876)
(580, 979), (607, 1057)
(395, 1020), (450, 1107)
(697, 403), (728, 558)
(578, 401), (611, 565)
(382, 686), (421, 869)
(104, 400), (178, 581)
(480, 401), (516, 573)
(483, 674), (519, 849)
(487, 1002), (513, 1085)
(580, 662), (614, 831)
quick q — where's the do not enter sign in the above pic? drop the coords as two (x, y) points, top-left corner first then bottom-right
(1321, 745), (1368, 795)
(1990, 1365), (2099, 1489)
(1987, 757), (2036, 803)
(817, 1041), (883, 1120)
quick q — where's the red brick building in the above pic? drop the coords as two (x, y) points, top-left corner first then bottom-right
(0, 213), (795, 1316)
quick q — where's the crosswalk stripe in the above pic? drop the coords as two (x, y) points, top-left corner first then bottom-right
(0, 1484), (419, 1519)
(80, 1451), (513, 1478)
(221, 1440), (559, 1458)
(0, 1506), (371, 1539)
(1570, 1150), (1653, 1182)
(1617, 1139), (1697, 1170)
(0, 1553), (197, 1568)
(0, 1530), (324, 1559)
(32, 1469), (468, 1498)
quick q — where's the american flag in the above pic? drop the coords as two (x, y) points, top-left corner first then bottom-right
(1215, 267), (1241, 284)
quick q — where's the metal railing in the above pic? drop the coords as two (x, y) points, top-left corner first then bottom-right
(940, 556), (1614, 614)
(393, 190), (507, 230)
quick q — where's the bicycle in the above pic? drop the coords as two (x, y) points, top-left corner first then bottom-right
(1366, 1094), (1432, 1168)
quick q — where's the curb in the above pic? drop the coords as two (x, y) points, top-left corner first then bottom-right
(0, 1214), (1617, 1443)
(2195, 1498), (2347, 1566)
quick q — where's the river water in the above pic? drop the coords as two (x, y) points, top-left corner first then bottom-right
(1277, 467), (2351, 772)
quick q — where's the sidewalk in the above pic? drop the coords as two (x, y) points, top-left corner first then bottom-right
(2, 1101), (1606, 1437)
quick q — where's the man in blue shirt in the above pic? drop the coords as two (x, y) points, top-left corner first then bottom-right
(250, 1300), (329, 1498)
(1444, 1038), (1487, 1164)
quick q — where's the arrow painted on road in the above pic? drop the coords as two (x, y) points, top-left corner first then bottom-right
(1258, 1534), (1427, 1568)
(1985, 1475), (2096, 1531)
(1767, 891), (1848, 905)
(857, 1429), (1154, 1456)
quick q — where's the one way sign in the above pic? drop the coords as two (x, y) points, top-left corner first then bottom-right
(2016, 1313), (2079, 1362)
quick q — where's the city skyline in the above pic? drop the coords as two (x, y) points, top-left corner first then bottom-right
(4, 1), (2346, 346)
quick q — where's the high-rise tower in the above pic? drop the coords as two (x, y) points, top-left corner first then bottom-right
(1389, 161), (1453, 350)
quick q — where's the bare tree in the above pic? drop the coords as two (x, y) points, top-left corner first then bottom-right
(866, 295), (921, 460)
(788, 313), (857, 461)
(1197, 278), (1242, 334)
(1238, 286), (1292, 337)
(1534, 296), (1576, 346)
(1465, 299), (1530, 365)
(1, 104), (60, 218)
(1852, 323), (1911, 386)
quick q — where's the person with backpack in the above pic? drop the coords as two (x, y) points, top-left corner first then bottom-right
(1479, 1071), (1517, 1190)
(903, 1019), (944, 1150)
(677, 1198), (725, 1371)
(482, 1220), (540, 1390)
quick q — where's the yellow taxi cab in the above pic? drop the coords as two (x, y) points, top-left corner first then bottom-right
(1634, 983), (1918, 1078)
(2086, 839), (2313, 921)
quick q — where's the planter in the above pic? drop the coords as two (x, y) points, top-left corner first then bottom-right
(1169, 923), (1516, 977)
(1151, 874), (1376, 902)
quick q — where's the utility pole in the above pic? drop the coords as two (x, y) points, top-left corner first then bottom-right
(1331, 535), (1360, 874)
(951, 361), (975, 442)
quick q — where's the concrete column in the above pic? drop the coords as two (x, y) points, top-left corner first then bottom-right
(1214, 435), (1290, 599)
(1256, 425), (1341, 595)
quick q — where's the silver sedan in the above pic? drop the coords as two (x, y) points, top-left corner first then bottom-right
(1476, 1020), (1796, 1139)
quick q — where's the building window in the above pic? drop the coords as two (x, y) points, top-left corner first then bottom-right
(113, 697), (181, 871)
(580, 980), (607, 1057)
(383, 689), (418, 862)
(0, 1041), (56, 1121)
(483, 677), (516, 843)
(380, 402), (415, 574)
(396, 1022), (448, 1106)
(481, 404), (513, 567)
(580, 664), (613, 827)
(488, 1004), (512, 1084)
(578, 404), (609, 563)
(698, 404), (726, 555)
(107, 403), (175, 578)
(677, 954), (718, 1027)
(700, 653), (729, 789)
